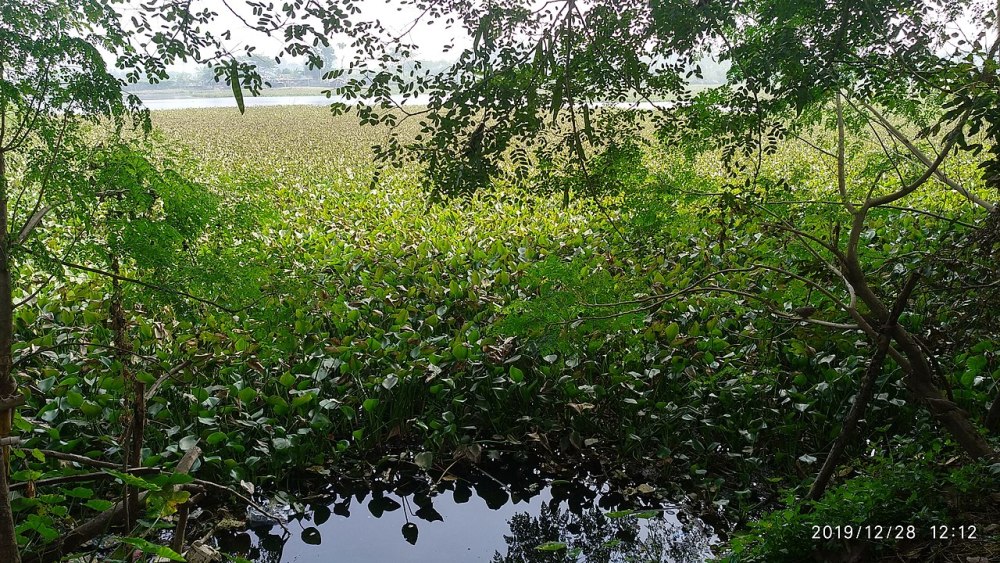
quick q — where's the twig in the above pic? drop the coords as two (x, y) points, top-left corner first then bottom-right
(192, 478), (291, 534)
(144, 360), (193, 402)
(24, 250), (239, 313)
(8, 468), (158, 491)
(22, 447), (202, 563)
(806, 272), (920, 502)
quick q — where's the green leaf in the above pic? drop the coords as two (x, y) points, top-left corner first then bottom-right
(207, 431), (228, 445)
(536, 541), (567, 552)
(85, 499), (114, 512)
(509, 366), (524, 383)
(414, 451), (434, 470)
(135, 371), (157, 385)
(119, 537), (185, 562)
(229, 59), (245, 115)
(362, 398), (379, 412)
(103, 470), (161, 491)
(66, 391), (84, 408)
(664, 322), (680, 341)
(179, 435), (199, 451)
(64, 487), (94, 499)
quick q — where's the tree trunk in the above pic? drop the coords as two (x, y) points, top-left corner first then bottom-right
(0, 151), (22, 562)
(807, 273), (919, 501)
(843, 257), (995, 459)
(110, 255), (141, 533)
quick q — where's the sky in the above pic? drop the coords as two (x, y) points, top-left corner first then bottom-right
(117, 0), (470, 75)
(113, 0), (997, 83)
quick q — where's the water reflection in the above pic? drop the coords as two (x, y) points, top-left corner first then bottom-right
(494, 505), (713, 562)
(215, 455), (717, 562)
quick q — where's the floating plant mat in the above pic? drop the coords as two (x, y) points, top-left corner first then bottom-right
(212, 454), (720, 562)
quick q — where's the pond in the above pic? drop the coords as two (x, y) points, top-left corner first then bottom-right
(211, 453), (719, 562)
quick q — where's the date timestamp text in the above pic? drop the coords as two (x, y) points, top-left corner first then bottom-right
(811, 525), (978, 540)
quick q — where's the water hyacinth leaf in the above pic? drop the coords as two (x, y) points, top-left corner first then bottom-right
(207, 431), (228, 445)
(414, 451), (434, 470)
(509, 366), (524, 383)
(103, 470), (161, 491)
(66, 391), (85, 408)
(64, 487), (94, 499)
(179, 435), (199, 451)
(85, 499), (114, 512)
(119, 537), (185, 561)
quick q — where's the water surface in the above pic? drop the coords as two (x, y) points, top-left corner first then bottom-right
(214, 455), (718, 562)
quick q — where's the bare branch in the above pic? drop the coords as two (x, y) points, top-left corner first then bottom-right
(836, 93), (856, 213)
(856, 99), (993, 212)
(23, 250), (239, 313)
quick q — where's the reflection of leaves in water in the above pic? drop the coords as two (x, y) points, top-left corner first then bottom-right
(368, 495), (402, 517)
(312, 504), (332, 525)
(453, 481), (473, 504)
(476, 481), (510, 509)
(491, 504), (712, 563)
(301, 527), (322, 545)
(415, 505), (444, 522)
(215, 528), (286, 563)
(402, 522), (419, 545)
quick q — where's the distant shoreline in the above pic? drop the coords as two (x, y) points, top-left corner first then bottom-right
(130, 86), (330, 100)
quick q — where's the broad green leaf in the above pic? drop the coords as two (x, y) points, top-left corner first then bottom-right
(103, 470), (161, 491)
(414, 451), (434, 470)
(119, 537), (185, 562)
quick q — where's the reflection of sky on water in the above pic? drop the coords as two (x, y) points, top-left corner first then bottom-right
(215, 457), (717, 563)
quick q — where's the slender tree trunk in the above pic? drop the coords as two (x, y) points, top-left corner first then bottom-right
(110, 255), (141, 533)
(0, 151), (22, 562)
(842, 256), (995, 459)
(808, 273), (918, 501)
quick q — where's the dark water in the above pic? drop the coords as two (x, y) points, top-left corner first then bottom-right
(214, 455), (718, 562)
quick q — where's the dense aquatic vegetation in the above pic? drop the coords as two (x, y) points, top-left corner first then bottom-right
(7, 105), (997, 560)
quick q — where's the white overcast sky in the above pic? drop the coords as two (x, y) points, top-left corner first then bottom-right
(114, 0), (995, 74)
(117, 0), (470, 72)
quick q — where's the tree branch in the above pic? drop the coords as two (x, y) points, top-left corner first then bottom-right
(24, 250), (238, 313)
